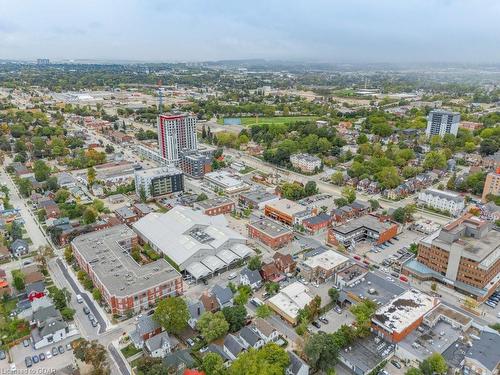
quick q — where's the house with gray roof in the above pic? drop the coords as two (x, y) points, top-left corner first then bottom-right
(31, 304), (74, 349)
(287, 351), (310, 375)
(463, 329), (500, 375)
(10, 239), (29, 257)
(130, 314), (162, 349)
(144, 331), (178, 358)
(223, 334), (246, 360)
(187, 300), (205, 329)
(212, 285), (233, 308)
(239, 326), (264, 349)
(163, 349), (195, 375)
(239, 267), (262, 290)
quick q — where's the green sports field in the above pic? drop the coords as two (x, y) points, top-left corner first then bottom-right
(217, 116), (319, 126)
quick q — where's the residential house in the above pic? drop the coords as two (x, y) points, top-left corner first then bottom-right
(57, 172), (76, 189)
(223, 334), (246, 360)
(212, 285), (233, 308)
(0, 278), (11, 296)
(0, 245), (11, 262)
(273, 252), (296, 274)
(115, 206), (138, 224)
(163, 349), (196, 375)
(260, 263), (283, 282)
(144, 331), (177, 358)
(187, 300), (205, 330)
(91, 183), (105, 197)
(130, 314), (162, 349)
(287, 351), (310, 375)
(26, 281), (46, 302)
(253, 318), (279, 344)
(10, 239), (29, 257)
(239, 326), (265, 349)
(200, 291), (220, 313)
(239, 267), (263, 290)
(39, 199), (61, 219)
(31, 305), (71, 349)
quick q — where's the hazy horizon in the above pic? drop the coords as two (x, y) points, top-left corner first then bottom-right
(1, 0), (500, 64)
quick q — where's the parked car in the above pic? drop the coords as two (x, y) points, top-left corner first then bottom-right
(23, 339), (30, 347)
(186, 338), (195, 347)
(312, 321), (321, 329)
(88, 314), (95, 321)
(46, 351), (52, 359)
(58, 345), (65, 354)
(32, 355), (39, 364)
(66, 343), (72, 351)
(83, 306), (90, 315)
(51, 347), (58, 356)
(227, 272), (237, 280)
(39, 353), (45, 361)
(91, 320), (98, 327)
(319, 317), (329, 324)
(0, 350), (5, 360)
(334, 306), (342, 314)
(485, 301), (496, 308)
(391, 360), (402, 369)
(25, 356), (32, 368)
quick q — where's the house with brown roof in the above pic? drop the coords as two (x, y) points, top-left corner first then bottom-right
(260, 263), (283, 282)
(24, 271), (45, 285)
(273, 252), (296, 274)
(0, 245), (11, 262)
(253, 317), (279, 344)
(200, 291), (220, 313)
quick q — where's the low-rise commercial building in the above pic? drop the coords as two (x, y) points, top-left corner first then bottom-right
(290, 153), (322, 173)
(327, 214), (398, 248)
(134, 166), (184, 201)
(302, 213), (332, 234)
(418, 188), (465, 216)
(371, 289), (438, 343)
(403, 213), (500, 301)
(133, 206), (253, 279)
(267, 282), (313, 325)
(238, 190), (279, 210)
(204, 170), (249, 194)
(193, 197), (235, 216)
(247, 218), (294, 249)
(264, 199), (315, 226)
(300, 249), (349, 284)
(71, 225), (183, 316)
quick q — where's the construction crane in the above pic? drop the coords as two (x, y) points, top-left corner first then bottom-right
(157, 79), (164, 115)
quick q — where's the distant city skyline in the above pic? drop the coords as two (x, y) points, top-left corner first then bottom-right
(1, 0), (499, 63)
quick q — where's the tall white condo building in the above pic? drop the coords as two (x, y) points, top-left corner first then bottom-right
(425, 109), (460, 137)
(157, 114), (198, 163)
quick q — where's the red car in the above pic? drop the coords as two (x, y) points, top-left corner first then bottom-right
(399, 275), (408, 282)
(363, 260), (370, 265)
(353, 255), (361, 261)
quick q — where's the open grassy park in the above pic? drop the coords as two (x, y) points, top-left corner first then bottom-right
(217, 115), (319, 126)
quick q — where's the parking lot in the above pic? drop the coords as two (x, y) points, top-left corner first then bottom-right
(309, 307), (355, 333)
(362, 230), (424, 265)
(9, 336), (78, 372)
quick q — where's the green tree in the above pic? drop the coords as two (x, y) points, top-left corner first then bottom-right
(248, 256), (262, 271)
(153, 296), (189, 334)
(45, 176), (59, 191)
(420, 353), (448, 375)
(229, 343), (289, 375)
(64, 246), (74, 263)
(196, 311), (229, 342)
(377, 166), (402, 189)
(368, 199), (380, 211)
(304, 181), (318, 196)
(17, 178), (33, 197)
(83, 207), (97, 224)
(61, 307), (76, 321)
(405, 368), (423, 375)
(331, 171), (344, 185)
(256, 304), (273, 318)
(55, 188), (70, 203)
(92, 288), (102, 302)
(222, 305), (247, 332)
(304, 332), (340, 372)
(33, 160), (51, 182)
(234, 285), (252, 306)
(423, 151), (447, 170)
(12, 270), (25, 291)
(265, 282), (280, 295)
(341, 186), (356, 204)
(87, 167), (96, 186)
(73, 339), (110, 375)
(201, 352), (227, 375)
(328, 288), (340, 303)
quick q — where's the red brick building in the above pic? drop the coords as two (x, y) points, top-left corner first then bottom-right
(302, 213), (332, 234)
(193, 197), (235, 216)
(71, 225), (183, 316)
(247, 218), (293, 249)
(273, 252), (297, 274)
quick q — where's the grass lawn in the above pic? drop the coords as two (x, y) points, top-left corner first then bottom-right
(120, 343), (142, 358)
(217, 116), (319, 126)
(239, 166), (255, 174)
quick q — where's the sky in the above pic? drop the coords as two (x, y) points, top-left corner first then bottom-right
(0, 0), (499, 63)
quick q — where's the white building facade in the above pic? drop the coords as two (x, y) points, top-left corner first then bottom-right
(425, 110), (460, 137)
(418, 188), (465, 216)
(290, 153), (322, 173)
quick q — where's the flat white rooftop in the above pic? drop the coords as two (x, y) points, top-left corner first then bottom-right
(267, 282), (312, 320)
(266, 199), (306, 217)
(372, 289), (437, 334)
(303, 250), (349, 271)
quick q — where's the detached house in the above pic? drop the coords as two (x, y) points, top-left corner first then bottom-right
(239, 267), (263, 290)
(187, 300), (205, 329)
(10, 239), (29, 257)
(223, 334), (246, 360)
(212, 285), (233, 309)
(130, 314), (162, 349)
(239, 326), (265, 350)
(31, 305), (71, 349)
(144, 331), (178, 358)
(253, 318), (280, 344)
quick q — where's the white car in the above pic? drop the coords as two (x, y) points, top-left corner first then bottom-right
(227, 273), (237, 280)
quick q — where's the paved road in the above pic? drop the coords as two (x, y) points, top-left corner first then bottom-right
(56, 258), (108, 333)
(108, 343), (131, 375)
(1, 161), (49, 248)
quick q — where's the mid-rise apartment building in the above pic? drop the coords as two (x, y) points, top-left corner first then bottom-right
(71, 225), (183, 315)
(290, 153), (322, 173)
(425, 109), (460, 137)
(418, 188), (465, 216)
(134, 166), (184, 201)
(482, 168), (500, 202)
(404, 213), (500, 301)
